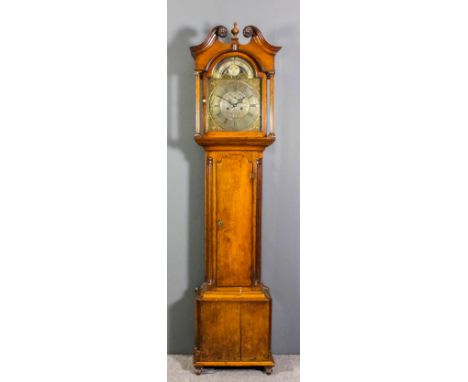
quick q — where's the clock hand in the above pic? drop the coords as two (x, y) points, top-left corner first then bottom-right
(221, 96), (237, 107)
(234, 95), (246, 103)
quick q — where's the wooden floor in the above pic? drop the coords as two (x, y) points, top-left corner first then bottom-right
(168, 354), (299, 382)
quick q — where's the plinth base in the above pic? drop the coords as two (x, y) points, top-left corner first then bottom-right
(193, 283), (273, 371)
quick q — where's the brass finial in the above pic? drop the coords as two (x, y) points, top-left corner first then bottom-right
(231, 22), (239, 38)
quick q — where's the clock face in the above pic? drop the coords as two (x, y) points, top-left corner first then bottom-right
(208, 79), (260, 131)
(207, 56), (261, 132)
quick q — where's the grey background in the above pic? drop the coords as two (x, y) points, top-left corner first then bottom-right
(167, 0), (299, 354)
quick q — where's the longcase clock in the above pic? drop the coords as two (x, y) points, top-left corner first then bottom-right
(190, 23), (281, 375)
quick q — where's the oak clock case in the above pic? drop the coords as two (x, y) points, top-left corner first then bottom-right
(190, 23), (280, 375)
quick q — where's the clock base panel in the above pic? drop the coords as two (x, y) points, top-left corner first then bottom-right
(194, 285), (273, 367)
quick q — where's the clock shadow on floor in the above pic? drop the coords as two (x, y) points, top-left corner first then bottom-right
(167, 27), (206, 356)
